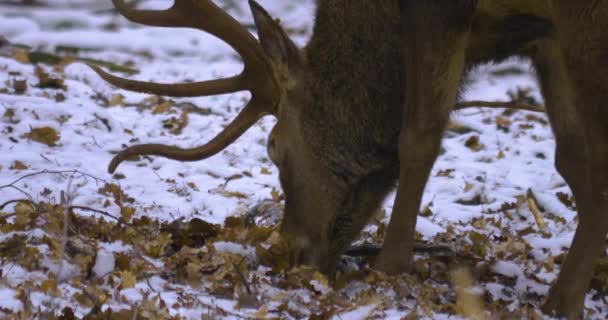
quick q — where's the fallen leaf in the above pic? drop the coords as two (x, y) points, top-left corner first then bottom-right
(13, 79), (27, 94)
(495, 116), (511, 131)
(10, 161), (28, 170)
(119, 270), (136, 289)
(465, 135), (484, 152)
(271, 188), (283, 202)
(13, 49), (30, 63)
(108, 94), (125, 107)
(35, 66), (66, 90)
(120, 206), (135, 223)
(152, 101), (173, 114)
(24, 127), (61, 146)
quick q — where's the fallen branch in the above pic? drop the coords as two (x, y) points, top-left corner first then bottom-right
(527, 189), (547, 231)
(455, 100), (545, 113)
(345, 242), (454, 258)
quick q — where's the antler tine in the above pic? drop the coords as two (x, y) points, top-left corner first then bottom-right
(103, 0), (277, 101)
(100, 0), (282, 173)
(108, 98), (270, 173)
(111, 0), (181, 27)
(89, 65), (245, 97)
(113, 0), (273, 83)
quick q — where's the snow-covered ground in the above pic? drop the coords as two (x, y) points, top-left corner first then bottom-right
(1, 1), (606, 319)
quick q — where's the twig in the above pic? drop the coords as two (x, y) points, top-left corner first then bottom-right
(196, 298), (252, 319)
(39, 153), (52, 163)
(455, 100), (545, 113)
(232, 260), (252, 295)
(3, 184), (34, 200)
(345, 242), (454, 258)
(94, 113), (112, 132)
(145, 276), (157, 293)
(0, 198), (31, 210)
(57, 183), (75, 284)
(0, 170), (105, 190)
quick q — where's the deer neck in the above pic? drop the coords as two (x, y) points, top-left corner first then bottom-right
(300, 1), (404, 180)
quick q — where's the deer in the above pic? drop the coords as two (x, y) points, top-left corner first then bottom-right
(90, 0), (608, 318)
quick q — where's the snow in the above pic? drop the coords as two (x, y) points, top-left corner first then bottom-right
(1, 0), (607, 319)
(0, 288), (23, 312)
(213, 241), (256, 257)
(92, 248), (116, 277)
(334, 302), (380, 320)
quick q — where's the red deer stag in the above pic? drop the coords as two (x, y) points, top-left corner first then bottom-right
(91, 0), (607, 318)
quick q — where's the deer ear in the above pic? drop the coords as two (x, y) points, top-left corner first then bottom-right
(249, 0), (300, 67)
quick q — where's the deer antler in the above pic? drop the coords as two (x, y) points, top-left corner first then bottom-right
(92, 0), (279, 173)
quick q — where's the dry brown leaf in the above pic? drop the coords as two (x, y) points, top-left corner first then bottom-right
(152, 101), (173, 114)
(210, 186), (248, 199)
(109, 94), (125, 107)
(14, 202), (35, 227)
(13, 79), (27, 94)
(187, 182), (199, 191)
(13, 49), (30, 63)
(497, 150), (506, 159)
(495, 116), (511, 131)
(465, 135), (484, 152)
(10, 160), (29, 170)
(119, 270), (137, 289)
(25, 127), (61, 146)
(120, 206), (135, 223)
(163, 111), (189, 135)
(271, 188), (283, 202)
(35, 66), (65, 89)
(40, 277), (60, 296)
(556, 192), (576, 210)
(251, 306), (268, 319)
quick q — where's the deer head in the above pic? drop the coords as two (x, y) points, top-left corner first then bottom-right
(93, 0), (345, 271)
